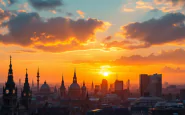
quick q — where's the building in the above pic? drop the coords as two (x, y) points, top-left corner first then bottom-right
(180, 89), (185, 100)
(101, 79), (108, 95)
(115, 80), (123, 92)
(95, 85), (100, 94)
(68, 69), (81, 99)
(149, 74), (162, 97)
(21, 69), (32, 109)
(140, 73), (162, 97)
(140, 74), (150, 96)
(60, 75), (66, 99)
(0, 56), (19, 115)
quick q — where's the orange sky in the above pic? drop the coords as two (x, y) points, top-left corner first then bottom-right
(1, 0), (185, 85)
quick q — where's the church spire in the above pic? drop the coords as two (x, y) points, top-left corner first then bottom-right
(73, 68), (77, 83)
(8, 55), (13, 75)
(7, 55), (14, 83)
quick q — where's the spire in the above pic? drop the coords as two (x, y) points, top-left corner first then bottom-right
(73, 68), (77, 83)
(8, 55), (13, 75)
(61, 74), (65, 89)
(7, 55), (14, 84)
(37, 67), (39, 76)
(25, 68), (28, 83)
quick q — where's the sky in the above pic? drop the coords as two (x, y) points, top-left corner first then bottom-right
(1, 0), (185, 85)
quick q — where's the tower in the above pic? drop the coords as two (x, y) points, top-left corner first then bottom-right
(91, 81), (94, 92)
(73, 68), (77, 83)
(32, 79), (34, 88)
(81, 81), (86, 99)
(36, 68), (40, 92)
(1, 56), (18, 115)
(21, 69), (32, 109)
(60, 74), (66, 98)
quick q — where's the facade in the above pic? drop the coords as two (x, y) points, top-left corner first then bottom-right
(180, 89), (185, 100)
(21, 69), (32, 109)
(115, 80), (123, 92)
(68, 69), (81, 99)
(101, 79), (108, 95)
(140, 74), (150, 97)
(149, 74), (162, 97)
(0, 56), (18, 115)
(60, 75), (66, 98)
(140, 74), (162, 97)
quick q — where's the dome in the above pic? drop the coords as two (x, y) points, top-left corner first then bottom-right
(40, 81), (50, 93)
(69, 83), (80, 90)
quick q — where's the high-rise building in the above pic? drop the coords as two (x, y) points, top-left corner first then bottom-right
(101, 79), (108, 94)
(115, 80), (123, 92)
(94, 85), (100, 94)
(140, 73), (162, 97)
(180, 89), (185, 100)
(140, 74), (150, 96)
(149, 74), (162, 97)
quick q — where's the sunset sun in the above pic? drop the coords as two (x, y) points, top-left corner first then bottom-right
(103, 72), (109, 76)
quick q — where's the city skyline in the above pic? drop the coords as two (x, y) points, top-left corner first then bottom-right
(1, 0), (185, 84)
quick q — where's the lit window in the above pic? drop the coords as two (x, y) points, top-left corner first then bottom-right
(12, 89), (15, 94)
(6, 90), (9, 94)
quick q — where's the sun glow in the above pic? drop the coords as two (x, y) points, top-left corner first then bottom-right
(103, 72), (109, 76)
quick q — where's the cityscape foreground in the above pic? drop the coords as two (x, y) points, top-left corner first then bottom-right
(1, 57), (185, 115)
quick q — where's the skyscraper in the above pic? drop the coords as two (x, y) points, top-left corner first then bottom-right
(101, 79), (108, 94)
(115, 80), (123, 92)
(140, 74), (150, 96)
(149, 74), (162, 97)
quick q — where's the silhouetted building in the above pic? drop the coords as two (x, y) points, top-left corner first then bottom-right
(180, 89), (185, 100)
(101, 79), (108, 95)
(95, 85), (100, 94)
(115, 80), (123, 92)
(81, 81), (87, 99)
(60, 75), (66, 98)
(68, 69), (81, 99)
(21, 69), (32, 109)
(140, 74), (150, 96)
(0, 56), (18, 115)
(150, 74), (162, 97)
(36, 68), (40, 93)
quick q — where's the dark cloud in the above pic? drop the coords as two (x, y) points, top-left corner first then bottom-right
(29, 0), (63, 10)
(110, 13), (185, 49)
(66, 12), (73, 17)
(8, 0), (17, 5)
(161, 66), (185, 73)
(0, 12), (107, 52)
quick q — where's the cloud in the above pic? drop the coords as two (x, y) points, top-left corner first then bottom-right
(76, 10), (85, 18)
(28, 0), (63, 10)
(161, 66), (185, 73)
(74, 49), (185, 65)
(8, 0), (17, 5)
(106, 13), (185, 50)
(0, 8), (14, 24)
(114, 49), (185, 65)
(0, 12), (109, 52)
(103, 36), (112, 42)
